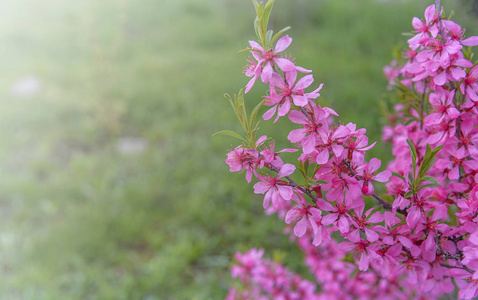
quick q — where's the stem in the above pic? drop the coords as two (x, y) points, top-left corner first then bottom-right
(419, 85), (426, 130)
(435, 0), (446, 43)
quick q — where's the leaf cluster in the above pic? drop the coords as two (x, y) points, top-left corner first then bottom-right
(399, 139), (443, 197)
(213, 90), (263, 149)
(252, 0), (290, 50)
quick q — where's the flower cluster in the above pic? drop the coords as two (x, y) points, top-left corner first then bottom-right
(225, 248), (319, 300)
(221, 1), (478, 299)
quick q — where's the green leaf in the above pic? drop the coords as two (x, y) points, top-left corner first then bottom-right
(270, 26), (291, 46)
(262, 0), (274, 32)
(418, 183), (441, 190)
(421, 176), (438, 184)
(448, 10), (454, 20)
(249, 101), (263, 130)
(391, 172), (406, 180)
(254, 17), (261, 41)
(406, 139), (417, 178)
(417, 144), (443, 180)
(404, 191), (413, 198)
(213, 130), (249, 144)
(316, 179), (327, 185)
(265, 30), (273, 48)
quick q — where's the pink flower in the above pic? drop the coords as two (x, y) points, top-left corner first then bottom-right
(339, 239), (381, 271)
(253, 164), (296, 209)
(248, 35), (296, 84)
(260, 141), (297, 169)
(348, 207), (384, 243)
(285, 193), (324, 242)
(450, 268), (478, 299)
(226, 147), (261, 182)
(461, 65), (478, 102)
(356, 158), (392, 196)
(317, 196), (362, 233)
(287, 105), (329, 154)
(423, 89), (460, 126)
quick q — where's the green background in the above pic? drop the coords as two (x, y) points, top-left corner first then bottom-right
(0, 0), (476, 299)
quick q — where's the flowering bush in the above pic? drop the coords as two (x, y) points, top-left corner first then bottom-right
(217, 1), (478, 298)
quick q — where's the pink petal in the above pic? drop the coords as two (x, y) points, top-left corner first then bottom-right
(424, 5), (436, 25)
(291, 94), (308, 107)
(261, 62), (273, 83)
(262, 189), (272, 208)
(406, 206), (422, 228)
(302, 135), (316, 154)
(294, 74), (314, 90)
(309, 207), (322, 219)
(274, 35), (292, 53)
(275, 57), (296, 72)
(278, 164), (296, 178)
(245, 76), (256, 93)
(263, 105), (277, 120)
(317, 198), (334, 211)
(285, 70), (297, 87)
(322, 213), (337, 225)
(347, 229), (360, 243)
(312, 227), (323, 246)
(462, 36), (478, 47)
(434, 71), (447, 86)
(331, 145), (343, 157)
(368, 158), (382, 173)
(316, 149), (329, 164)
(365, 228), (379, 242)
(294, 217), (307, 237)
(359, 252), (369, 271)
(277, 185), (293, 201)
(287, 128), (306, 143)
(256, 135), (267, 146)
(277, 99), (291, 118)
(288, 110), (308, 124)
(285, 208), (301, 224)
(374, 170), (392, 182)
(249, 40), (264, 51)
(338, 216), (349, 233)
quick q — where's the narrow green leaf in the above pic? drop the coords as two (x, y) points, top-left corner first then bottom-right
(270, 26), (291, 45)
(265, 30), (273, 48)
(404, 191), (413, 198)
(418, 183), (441, 190)
(421, 176), (438, 184)
(303, 160), (309, 178)
(254, 17), (261, 41)
(406, 139), (417, 177)
(418, 144), (443, 180)
(431, 145), (444, 156)
(298, 161), (307, 181)
(391, 172), (406, 180)
(448, 10), (454, 20)
(249, 101), (263, 130)
(251, 0), (259, 11)
(408, 171), (415, 186)
(316, 179), (327, 185)
(262, 0), (274, 33)
(213, 130), (249, 144)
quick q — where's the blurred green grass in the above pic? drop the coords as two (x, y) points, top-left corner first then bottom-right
(0, 0), (476, 299)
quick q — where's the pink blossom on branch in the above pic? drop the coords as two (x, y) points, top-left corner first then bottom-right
(253, 163), (296, 209)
